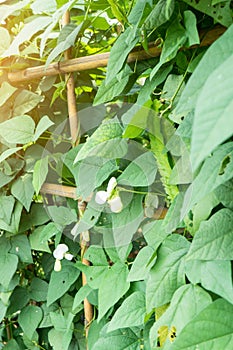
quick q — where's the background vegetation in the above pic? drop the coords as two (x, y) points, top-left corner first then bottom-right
(0, 0), (233, 349)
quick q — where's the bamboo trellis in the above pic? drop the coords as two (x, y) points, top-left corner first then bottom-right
(6, 23), (226, 348)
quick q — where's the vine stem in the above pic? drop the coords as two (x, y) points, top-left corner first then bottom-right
(62, 11), (93, 348)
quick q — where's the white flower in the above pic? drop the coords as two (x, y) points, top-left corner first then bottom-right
(53, 244), (74, 271)
(95, 177), (123, 213)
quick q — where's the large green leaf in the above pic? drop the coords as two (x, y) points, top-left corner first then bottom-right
(173, 24), (233, 121)
(11, 173), (34, 211)
(0, 201), (23, 234)
(0, 253), (18, 288)
(31, 0), (57, 15)
(186, 209), (233, 261)
(144, 0), (175, 30)
(112, 194), (144, 247)
(9, 235), (32, 264)
(94, 65), (133, 106)
(13, 90), (43, 117)
(118, 151), (157, 187)
(171, 298), (233, 350)
(107, 291), (146, 332)
(0, 0), (30, 24)
(105, 26), (140, 84)
(215, 179), (233, 209)
(74, 118), (127, 163)
(33, 115), (54, 141)
(0, 27), (10, 55)
(0, 82), (17, 107)
(3, 16), (51, 57)
(92, 325), (140, 350)
(182, 0), (232, 27)
(0, 195), (15, 225)
(29, 277), (48, 302)
(146, 234), (190, 311)
(78, 261), (130, 321)
(46, 23), (82, 66)
(191, 54), (233, 170)
(186, 260), (233, 304)
(127, 246), (155, 282)
(18, 305), (43, 340)
(182, 142), (233, 216)
(0, 147), (23, 163)
(150, 18), (187, 79)
(0, 115), (35, 144)
(32, 156), (49, 195)
(47, 262), (80, 306)
(149, 284), (212, 349)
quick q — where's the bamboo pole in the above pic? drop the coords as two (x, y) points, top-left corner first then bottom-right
(8, 26), (225, 83)
(61, 12), (93, 344)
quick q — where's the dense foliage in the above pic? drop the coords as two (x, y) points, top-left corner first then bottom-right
(0, 0), (233, 349)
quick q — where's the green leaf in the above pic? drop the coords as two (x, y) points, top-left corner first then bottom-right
(191, 54), (233, 170)
(3, 16), (51, 57)
(182, 0), (232, 27)
(118, 151), (157, 187)
(94, 65), (133, 105)
(97, 262), (130, 321)
(46, 23), (82, 67)
(79, 261), (130, 321)
(0, 195), (15, 225)
(11, 173), (34, 211)
(144, 0), (175, 30)
(150, 18), (187, 79)
(112, 194), (144, 247)
(0, 147), (23, 163)
(0, 27), (11, 55)
(0, 299), (7, 323)
(186, 260), (233, 304)
(0, 253), (18, 288)
(0, 82), (17, 107)
(29, 277), (48, 302)
(48, 329), (71, 350)
(47, 205), (77, 227)
(137, 64), (173, 105)
(13, 90), (43, 117)
(9, 235), (32, 263)
(31, 0), (57, 14)
(106, 26), (140, 84)
(71, 201), (101, 239)
(108, 291), (146, 332)
(2, 339), (20, 350)
(0, 115), (35, 144)
(215, 179), (233, 209)
(7, 286), (30, 316)
(18, 305), (43, 340)
(149, 284), (212, 349)
(74, 118), (127, 163)
(72, 284), (92, 314)
(146, 234), (190, 311)
(173, 24), (233, 122)
(127, 246), (155, 282)
(0, 0), (30, 24)
(183, 10), (199, 46)
(0, 201), (23, 234)
(33, 115), (54, 141)
(92, 326), (139, 350)
(47, 262), (80, 306)
(76, 157), (118, 200)
(33, 156), (49, 195)
(186, 208), (233, 261)
(29, 226), (51, 253)
(171, 298), (233, 350)
(182, 142), (233, 216)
